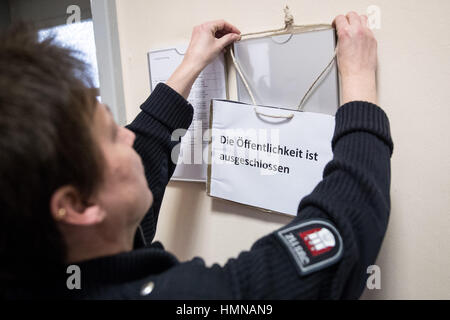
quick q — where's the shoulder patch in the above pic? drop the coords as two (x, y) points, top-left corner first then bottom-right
(276, 219), (343, 276)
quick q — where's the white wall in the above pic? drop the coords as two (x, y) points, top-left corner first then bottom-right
(113, 0), (450, 299)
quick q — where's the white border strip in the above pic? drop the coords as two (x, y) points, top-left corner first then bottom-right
(91, 0), (126, 125)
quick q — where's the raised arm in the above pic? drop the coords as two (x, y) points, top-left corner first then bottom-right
(127, 20), (241, 246)
(171, 12), (392, 299)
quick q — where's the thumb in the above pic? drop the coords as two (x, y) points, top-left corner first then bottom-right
(217, 33), (240, 50)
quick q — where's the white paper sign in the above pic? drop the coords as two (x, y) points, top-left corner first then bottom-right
(208, 100), (335, 216)
(148, 47), (227, 182)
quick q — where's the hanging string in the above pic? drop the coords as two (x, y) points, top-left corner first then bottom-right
(297, 47), (337, 110)
(229, 6), (337, 118)
(230, 46), (257, 105)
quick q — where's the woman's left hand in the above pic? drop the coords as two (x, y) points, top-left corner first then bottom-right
(167, 20), (241, 99)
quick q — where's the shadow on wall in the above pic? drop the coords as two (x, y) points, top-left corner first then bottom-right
(159, 181), (205, 259)
(360, 194), (399, 300)
(359, 239), (390, 300)
(160, 180), (293, 262)
(211, 197), (294, 225)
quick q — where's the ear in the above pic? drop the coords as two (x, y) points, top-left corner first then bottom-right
(50, 186), (106, 226)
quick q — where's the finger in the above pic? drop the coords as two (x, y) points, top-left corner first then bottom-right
(360, 14), (369, 28)
(332, 14), (349, 31)
(208, 19), (241, 35)
(346, 11), (361, 26)
(216, 33), (240, 50)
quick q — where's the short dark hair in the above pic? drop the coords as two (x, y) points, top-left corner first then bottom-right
(0, 23), (103, 293)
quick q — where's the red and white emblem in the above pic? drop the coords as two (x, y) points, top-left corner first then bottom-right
(277, 219), (343, 275)
(299, 228), (336, 256)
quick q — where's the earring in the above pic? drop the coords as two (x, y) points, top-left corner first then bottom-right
(57, 208), (66, 219)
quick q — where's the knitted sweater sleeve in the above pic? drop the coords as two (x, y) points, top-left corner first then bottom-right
(126, 83), (193, 246)
(215, 101), (393, 299)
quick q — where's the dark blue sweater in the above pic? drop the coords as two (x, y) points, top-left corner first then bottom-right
(69, 83), (393, 299)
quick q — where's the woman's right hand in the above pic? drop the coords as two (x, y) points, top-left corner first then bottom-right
(333, 12), (378, 105)
(166, 20), (240, 99)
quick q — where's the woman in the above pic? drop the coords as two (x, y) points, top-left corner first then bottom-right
(0, 12), (392, 299)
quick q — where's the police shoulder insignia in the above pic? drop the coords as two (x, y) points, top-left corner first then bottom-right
(276, 219), (344, 276)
